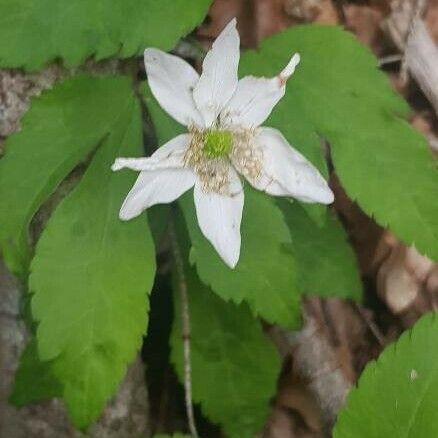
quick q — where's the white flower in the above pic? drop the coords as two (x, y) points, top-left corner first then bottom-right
(112, 19), (334, 269)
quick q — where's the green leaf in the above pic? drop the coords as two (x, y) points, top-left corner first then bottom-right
(180, 190), (301, 328)
(240, 25), (438, 261)
(281, 201), (362, 300)
(144, 82), (301, 329)
(29, 84), (156, 428)
(0, 0), (212, 69)
(0, 75), (138, 277)
(9, 338), (62, 406)
(334, 312), (438, 438)
(170, 236), (281, 437)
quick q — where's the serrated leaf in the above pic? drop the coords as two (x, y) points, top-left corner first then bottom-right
(143, 83), (301, 329)
(180, 190), (301, 328)
(170, 234), (281, 437)
(239, 25), (438, 261)
(334, 312), (438, 438)
(0, 75), (137, 277)
(9, 338), (62, 406)
(0, 0), (212, 69)
(281, 201), (362, 300)
(29, 86), (156, 428)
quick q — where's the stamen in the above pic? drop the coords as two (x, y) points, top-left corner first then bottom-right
(184, 127), (263, 195)
(185, 129), (231, 195)
(229, 128), (263, 182)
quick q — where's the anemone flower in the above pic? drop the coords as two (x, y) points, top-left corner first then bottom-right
(112, 19), (334, 268)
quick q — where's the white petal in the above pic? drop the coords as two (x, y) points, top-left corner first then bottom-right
(119, 168), (195, 220)
(144, 48), (203, 127)
(221, 53), (300, 128)
(193, 19), (240, 127)
(194, 168), (243, 268)
(248, 127), (334, 204)
(112, 134), (191, 172)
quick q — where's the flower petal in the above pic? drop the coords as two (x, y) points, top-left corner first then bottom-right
(193, 18), (240, 127)
(119, 168), (195, 220)
(112, 134), (191, 172)
(193, 168), (243, 268)
(221, 53), (300, 128)
(144, 48), (203, 127)
(247, 127), (334, 204)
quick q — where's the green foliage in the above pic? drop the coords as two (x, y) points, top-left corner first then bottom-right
(144, 83), (302, 329)
(0, 0), (212, 69)
(9, 339), (62, 406)
(0, 75), (139, 277)
(240, 26), (438, 262)
(4, 21), (433, 434)
(21, 75), (156, 428)
(334, 313), (438, 438)
(180, 191), (301, 328)
(170, 232), (281, 437)
(281, 202), (362, 300)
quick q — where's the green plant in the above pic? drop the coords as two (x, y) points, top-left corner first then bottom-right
(0, 2), (437, 436)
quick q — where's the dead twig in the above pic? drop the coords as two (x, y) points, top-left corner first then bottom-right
(378, 54), (403, 66)
(400, 0), (428, 84)
(405, 18), (438, 116)
(352, 303), (386, 347)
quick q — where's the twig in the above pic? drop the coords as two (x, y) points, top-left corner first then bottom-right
(384, 0), (438, 119)
(400, 0), (428, 84)
(378, 54), (403, 67)
(405, 19), (438, 116)
(352, 303), (386, 347)
(169, 223), (199, 438)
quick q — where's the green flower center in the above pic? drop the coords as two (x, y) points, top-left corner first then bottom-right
(203, 129), (233, 158)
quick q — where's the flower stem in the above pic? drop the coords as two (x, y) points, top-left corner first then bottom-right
(169, 222), (199, 438)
